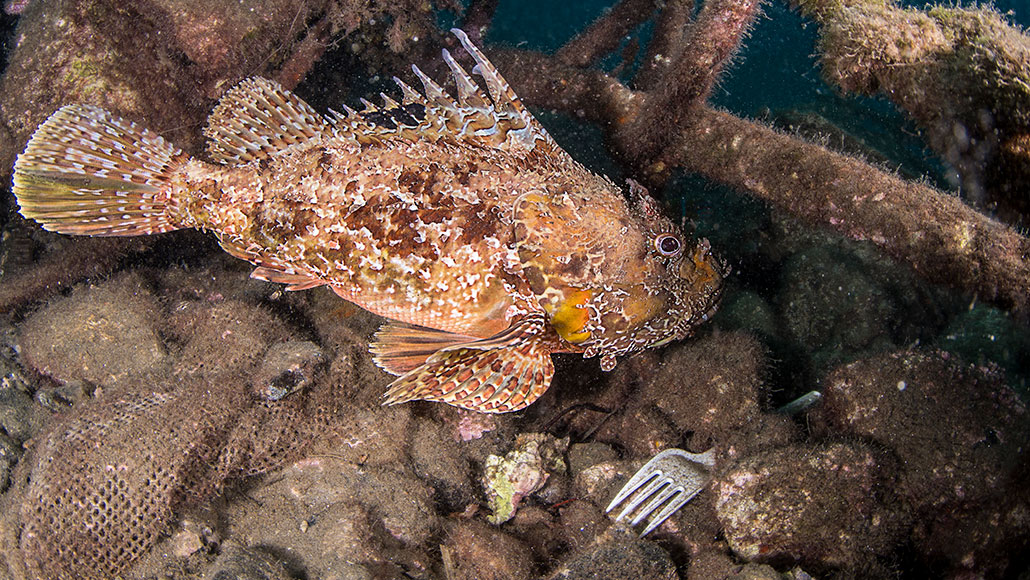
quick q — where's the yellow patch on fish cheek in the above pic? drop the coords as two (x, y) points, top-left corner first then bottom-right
(547, 288), (594, 344)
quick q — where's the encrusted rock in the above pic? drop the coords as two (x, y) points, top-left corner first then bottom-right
(206, 544), (292, 580)
(167, 299), (291, 377)
(812, 349), (1030, 575)
(483, 433), (569, 525)
(443, 519), (534, 580)
(621, 332), (767, 447)
(566, 442), (619, 477)
(0, 430), (21, 492)
(546, 529), (677, 580)
(409, 416), (475, 511)
(18, 273), (168, 389)
(713, 442), (906, 575)
(272, 456), (436, 546)
(0, 384), (40, 441)
(251, 340), (325, 401)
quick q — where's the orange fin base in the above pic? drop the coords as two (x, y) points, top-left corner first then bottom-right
(371, 322), (479, 375)
(380, 314), (554, 413)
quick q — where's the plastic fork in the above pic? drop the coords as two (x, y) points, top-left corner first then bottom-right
(605, 448), (716, 537)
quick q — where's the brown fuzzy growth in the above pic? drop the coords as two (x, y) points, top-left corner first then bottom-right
(793, 0), (1030, 221)
(671, 108), (1030, 315)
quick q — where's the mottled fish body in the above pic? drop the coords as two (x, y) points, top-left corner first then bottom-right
(13, 30), (725, 413)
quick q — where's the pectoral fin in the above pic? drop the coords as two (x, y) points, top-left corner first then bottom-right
(371, 322), (478, 375)
(380, 314), (554, 413)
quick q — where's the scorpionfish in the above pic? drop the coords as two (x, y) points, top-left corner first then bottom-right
(12, 29), (725, 413)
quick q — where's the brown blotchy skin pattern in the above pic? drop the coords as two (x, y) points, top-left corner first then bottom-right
(173, 133), (616, 339)
(12, 31), (725, 411)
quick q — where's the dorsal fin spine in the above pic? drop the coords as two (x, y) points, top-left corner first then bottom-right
(441, 49), (489, 109)
(393, 77), (426, 105)
(411, 65), (459, 111)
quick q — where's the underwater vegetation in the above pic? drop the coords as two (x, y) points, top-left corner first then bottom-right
(0, 0), (1026, 579)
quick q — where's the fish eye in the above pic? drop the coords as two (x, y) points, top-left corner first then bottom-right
(655, 233), (682, 256)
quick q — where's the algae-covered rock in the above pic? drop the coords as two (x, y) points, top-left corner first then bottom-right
(813, 349), (1030, 576)
(713, 442), (906, 575)
(19, 273), (168, 389)
(205, 544), (292, 580)
(546, 529), (678, 580)
(483, 433), (569, 525)
(250, 340), (326, 401)
(443, 519), (534, 580)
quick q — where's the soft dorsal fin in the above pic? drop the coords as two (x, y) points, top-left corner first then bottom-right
(327, 29), (562, 156)
(204, 77), (328, 164)
(380, 313), (555, 413)
(371, 322), (480, 375)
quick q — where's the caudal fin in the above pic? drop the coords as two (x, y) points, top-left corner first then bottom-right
(12, 105), (188, 236)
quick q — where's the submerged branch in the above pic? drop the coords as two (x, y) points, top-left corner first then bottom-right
(555, 0), (658, 68)
(670, 109), (1030, 314)
(619, 0), (762, 165)
(636, 0), (696, 90)
(792, 0), (1030, 223)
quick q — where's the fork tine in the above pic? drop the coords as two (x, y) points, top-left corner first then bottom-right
(605, 448), (680, 514)
(639, 486), (706, 536)
(605, 469), (657, 514)
(629, 481), (682, 527)
(618, 475), (675, 527)
(613, 472), (665, 521)
(603, 448), (715, 537)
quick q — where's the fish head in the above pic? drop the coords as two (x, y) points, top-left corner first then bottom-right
(514, 179), (725, 371)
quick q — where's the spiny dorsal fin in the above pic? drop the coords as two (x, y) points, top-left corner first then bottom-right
(327, 30), (561, 155)
(381, 313), (555, 413)
(441, 48), (490, 109)
(204, 77), (328, 165)
(449, 29), (530, 122)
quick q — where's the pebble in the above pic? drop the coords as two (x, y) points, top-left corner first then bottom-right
(546, 529), (678, 579)
(251, 340), (325, 401)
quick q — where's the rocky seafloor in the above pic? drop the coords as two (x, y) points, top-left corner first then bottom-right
(0, 215), (1026, 580)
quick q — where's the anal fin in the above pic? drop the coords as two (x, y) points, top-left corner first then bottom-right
(380, 314), (555, 413)
(251, 266), (326, 291)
